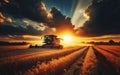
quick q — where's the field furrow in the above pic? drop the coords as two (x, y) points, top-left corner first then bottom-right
(63, 49), (87, 75)
(96, 46), (120, 57)
(79, 47), (98, 75)
(93, 46), (120, 75)
(0, 47), (85, 75)
(0, 46), (120, 75)
(0, 47), (84, 65)
(21, 47), (88, 75)
(63, 47), (97, 75)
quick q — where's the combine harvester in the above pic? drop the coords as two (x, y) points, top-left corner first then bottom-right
(29, 35), (63, 49)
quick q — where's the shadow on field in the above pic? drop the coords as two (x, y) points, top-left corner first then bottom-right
(93, 47), (119, 75)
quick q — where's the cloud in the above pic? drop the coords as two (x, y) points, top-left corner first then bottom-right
(4, 0), (10, 3)
(41, 27), (56, 35)
(22, 18), (46, 31)
(49, 7), (75, 34)
(0, 0), (51, 22)
(0, 19), (56, 37)
(71, 0), (92, 28)
(0, 0), (76, 39)
(76, 0), (120, 37)
(0, 24), (42, 35)
(0, 12), (12, 23)
(0, 1), (57, 36)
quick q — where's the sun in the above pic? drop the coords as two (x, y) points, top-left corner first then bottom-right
(59, 34), (74, 46)
(58, 33), (81, 47)
(63, 35), (72, 42)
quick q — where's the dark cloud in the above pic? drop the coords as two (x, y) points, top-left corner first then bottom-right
(0, 0), (49, 22)
(50, 7), (75, 34)
(76, 0), (120, 37)
(0, 24), (42, 35)
(0, 0), (75, 36)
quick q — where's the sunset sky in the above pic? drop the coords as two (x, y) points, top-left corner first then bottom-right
(0, 0), (120, 44)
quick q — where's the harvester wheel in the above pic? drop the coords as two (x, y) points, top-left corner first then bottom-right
(42, 45), (44, 48)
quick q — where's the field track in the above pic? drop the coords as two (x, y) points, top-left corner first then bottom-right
(0, 46), (120, 75)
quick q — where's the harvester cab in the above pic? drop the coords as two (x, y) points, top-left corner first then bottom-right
(42, 35), (63, 49)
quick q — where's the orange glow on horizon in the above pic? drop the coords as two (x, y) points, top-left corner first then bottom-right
(58, 33), (91, 47)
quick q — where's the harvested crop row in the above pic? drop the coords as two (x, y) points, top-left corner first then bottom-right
(97, 46), (120, 57)
(0, 47), (84, 75)
(94, 47), (120, 73)
(80, 47), (98, 75)
(96, 45), (120, 52)
(0, 47), (84, 65)
(21, 47), (88, 75)
(63, 47), (88, 75)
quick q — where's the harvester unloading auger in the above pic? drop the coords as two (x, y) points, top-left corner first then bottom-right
(29, 35), (63, 49)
